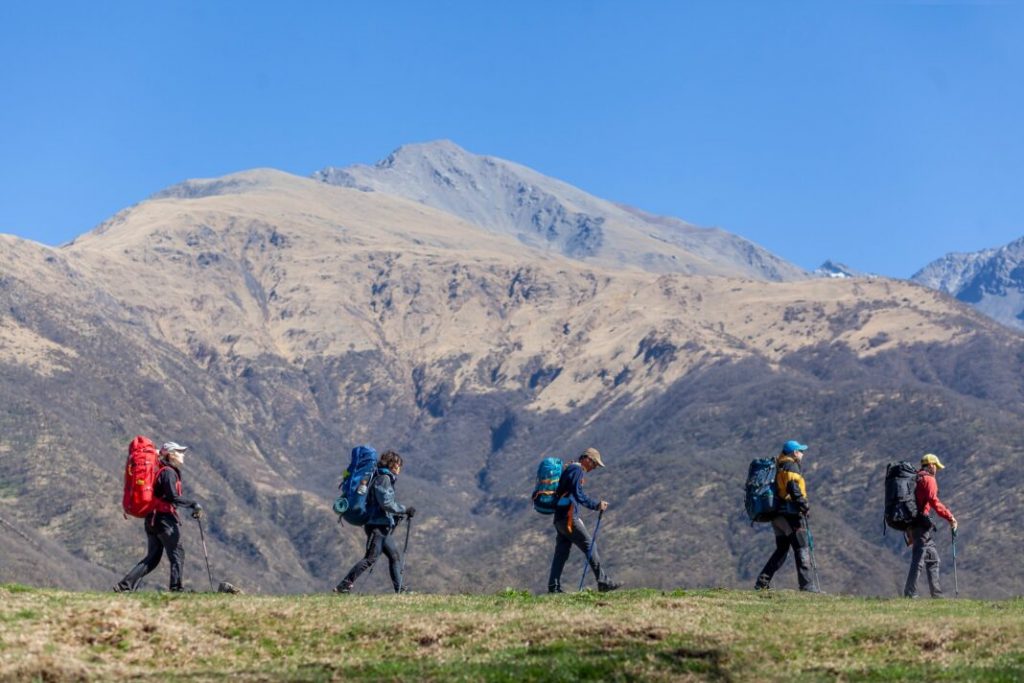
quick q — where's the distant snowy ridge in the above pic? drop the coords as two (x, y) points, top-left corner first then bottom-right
(813, 260), (871, 279)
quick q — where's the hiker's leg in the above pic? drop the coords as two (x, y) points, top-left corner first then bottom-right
(757, 517), (792, 587)
(904, 528), (927, 597)
(548, 518), (574, 591)
(159, 520), (184, 591)
(568, 517), (605, 583)
(380, 530), (403, 592)
(118, 527), (164, 591)
(340, 528), (384, 589)
(791, 521), (814, 591)
(922, 531), (942, 598)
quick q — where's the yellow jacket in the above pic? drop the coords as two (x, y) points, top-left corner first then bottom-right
(775, 454), (808, 503)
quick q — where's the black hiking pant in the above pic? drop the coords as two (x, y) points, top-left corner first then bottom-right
(339, 524), (403, 592)
(756, 514), (816, 591)
(548, 514), (607, 591)
(904, 519), (942, 598)
(117, 513), (185, 591)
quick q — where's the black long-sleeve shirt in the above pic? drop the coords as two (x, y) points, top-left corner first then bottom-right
(155, 466), (197, 509)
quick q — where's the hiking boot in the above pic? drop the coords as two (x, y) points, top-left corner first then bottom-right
(548, 587), (565, 594)
(597, 580), (622, 593)
(112, 584), (129, 593)
(754, 575), (771, 591)
(333, 582), (353, 594)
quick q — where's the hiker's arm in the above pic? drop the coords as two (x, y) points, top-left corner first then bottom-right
(570, 468), (601, 511)
(156, 469), (197, 508)
(919, 476), (954, 524)
(784, 476), (809, 512)
(373, 478), (406, 516)
(929, 486), (955, 524)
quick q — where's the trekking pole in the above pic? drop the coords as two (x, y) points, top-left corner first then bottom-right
(196, 517), (215, 592)
(951, 527), (959, 598)
(578, 509), (604, 592)
(802, 514), (821, 591)
(398, 515), (413, 593)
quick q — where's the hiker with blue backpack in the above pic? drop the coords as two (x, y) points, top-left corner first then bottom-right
(541, 447), (621, 594)
(334, 449), (414, 594)
(753, 440), (821, 593)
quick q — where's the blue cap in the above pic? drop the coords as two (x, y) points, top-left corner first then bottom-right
(783, 440), (808, 454)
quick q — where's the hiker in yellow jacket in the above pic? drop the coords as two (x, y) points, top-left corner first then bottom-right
(754, 440), (821, 592)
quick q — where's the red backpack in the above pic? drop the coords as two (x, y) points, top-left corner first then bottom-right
(122, 436), (161, 518)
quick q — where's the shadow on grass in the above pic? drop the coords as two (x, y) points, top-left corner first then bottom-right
(180, 641), (732, 682)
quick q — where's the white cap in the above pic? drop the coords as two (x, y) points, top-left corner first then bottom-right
(159, 442), (189, 456)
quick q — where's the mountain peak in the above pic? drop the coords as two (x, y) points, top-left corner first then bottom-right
(814, 260), (867, 279)
(312, 143), (806, 281)
(150, 168), (305, 201)
(912, 235), (1024, 330)
(379, 139), (471, 167)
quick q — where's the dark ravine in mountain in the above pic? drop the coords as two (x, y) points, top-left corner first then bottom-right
(0, 143), (1021, 598)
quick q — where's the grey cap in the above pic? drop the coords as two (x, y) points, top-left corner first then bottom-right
(159, 442), (188, 456)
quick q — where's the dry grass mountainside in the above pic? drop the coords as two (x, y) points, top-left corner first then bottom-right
(0, 142), (1022, 599)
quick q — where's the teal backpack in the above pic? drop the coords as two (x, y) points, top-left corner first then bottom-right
(744, 458), (778, 524)
(333, 445), (379, 525)
(532, 457), (563, 514)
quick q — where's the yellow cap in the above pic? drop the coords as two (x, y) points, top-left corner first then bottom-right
(921, 453), (945, 469)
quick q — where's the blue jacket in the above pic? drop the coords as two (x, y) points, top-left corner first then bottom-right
(553, 462), (601, 522)
(367, 468), (406, 528)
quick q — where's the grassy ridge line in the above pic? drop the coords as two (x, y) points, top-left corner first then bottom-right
(0, 585), (1022, 682)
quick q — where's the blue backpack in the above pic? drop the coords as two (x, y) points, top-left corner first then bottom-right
(333, 445), (379, 525)
(745, 458), (778, 524)
(532, 457), (564, 514)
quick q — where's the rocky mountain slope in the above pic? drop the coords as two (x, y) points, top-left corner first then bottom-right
(1, 150), (1022, 597)
(913, 237), (1024, 331)
(313, 141), (808, 282)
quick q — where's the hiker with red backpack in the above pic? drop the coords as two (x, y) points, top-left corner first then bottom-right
(904, 453), (957, 598)
(547, 447), (621, 594)
(753, 440), (821, 593)
(335, 449), (414, 594)
(116, 441), (204, 592)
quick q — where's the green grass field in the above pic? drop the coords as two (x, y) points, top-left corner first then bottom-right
(1, 584), (1022, 681)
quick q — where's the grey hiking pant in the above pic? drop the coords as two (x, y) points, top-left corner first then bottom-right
(340, 525), (403, 592)
(904, 521), (942, 598)
(549, 514), (606, 590)
(117, 513), (185, 591)
(756, 514), (816, 591)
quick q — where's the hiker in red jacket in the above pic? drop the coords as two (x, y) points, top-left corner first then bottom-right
(116, 442), (203, 592)
(904, 453), (957, 598)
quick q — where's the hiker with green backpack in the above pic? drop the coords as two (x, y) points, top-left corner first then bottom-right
(753, 440), (821, 593)
(335, 449), (414, 594)
(544, 447), (621, 594)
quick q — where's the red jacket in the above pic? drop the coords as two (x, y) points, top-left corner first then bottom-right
(915, 470), (954, 524)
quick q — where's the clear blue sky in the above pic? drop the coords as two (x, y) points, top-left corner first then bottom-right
(1, 1), (1022, 277)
